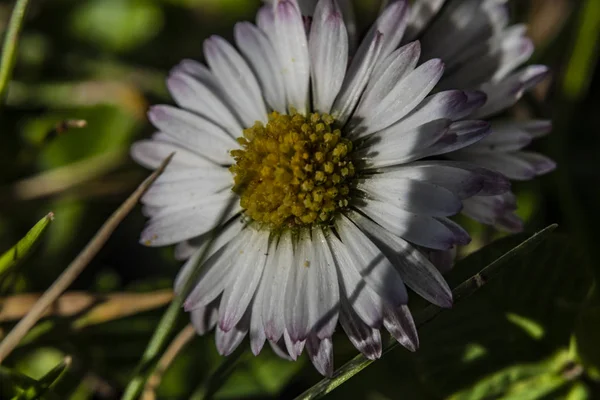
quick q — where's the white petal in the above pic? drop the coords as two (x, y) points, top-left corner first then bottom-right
(353, 119), (450, 166)
(451, 152), (536, 180)
(140, 192), (241, 247)
(184, 229), (249, 309)
(130, 140), (217, 170)
(283, 329), (306, 361)
(190, 299), (219, 334)
(365, 0), (409, 60)
(357, 176), (463, 217)
(352, 198), (470, 250)
(219, 230), (269, 331)
(274, 1), (310, 114)
(335, 215), (408, 306)
(174, 216), (245, 295)
(393, 90), (486, 132)
(284, 230), (312, 342)
(250, 278), (267, 355)
(387, 160), (510, 196)
(269, 338), (293, 361)
(203, 35), (268, 126)
(309, 0), (348, 113)
(383, 305), (419, 351)
(167, 64), (243, 137)
(351, 41), (421, 131)
(350, 59), (445, 136)
(347, 210), (452, 308)
(141, 174), (231, 208)
(262, 231), (294, 341)
(215, 310), (250, 356)
(148, 105), (238, 165)
(374, 162), (492, 199)
(310, 228), (340, 339)
(473, 65), (549, 118)
(306, 335), (334, 377)
(234, 22), (287, 113)
(339, 300), (382, 360)
(423, 120), (491, 158)
(331, 30), (383, 125)
(326, 232), (383, 328)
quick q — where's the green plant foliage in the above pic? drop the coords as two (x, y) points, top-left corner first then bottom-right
(70, 0), (164, 53)
(0, 212), (53, 279)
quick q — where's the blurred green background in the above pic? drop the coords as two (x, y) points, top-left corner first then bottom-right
(0, 0), (599, 398)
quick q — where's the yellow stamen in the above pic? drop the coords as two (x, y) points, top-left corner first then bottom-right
(230, 111), (355, 229)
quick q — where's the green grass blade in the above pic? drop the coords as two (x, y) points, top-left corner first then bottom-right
(294, 224), (558, 400)
(0, 0), (31, 103)
(0, 212), (54, 278)
(14, 356), (71, 400)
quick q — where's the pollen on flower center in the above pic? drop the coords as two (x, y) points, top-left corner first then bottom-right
(230, 111), (355, 228)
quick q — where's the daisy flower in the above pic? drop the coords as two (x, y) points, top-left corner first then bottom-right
(131, 0), (509, 376)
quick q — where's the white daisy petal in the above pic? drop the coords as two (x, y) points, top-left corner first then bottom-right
(353, 119), (450, 165)
(347, 210), (452, 308)
(335, 215), (408, 307)
(309, 0), (348, 114)
(473, 65), (549, 118)
(393, 90), (486, 132)
(215, 310), (250, 356)
(306, 335), (334, 377)
(351, 41), (421, 130)
(383, 305), (419, 352)
(353, 198), (470, 250)
(204, 35), (268, 126)
(451, 152), (536, 180)
(148, 105), (238, 165)
(262, 232), (294, 341)
(339, 299), (382, 360)
(366, 0), (409, 60)
(250, 278), (267, 355)
(190, 299), (219, 334)
(357, 176), (462, 217)
(284, 230), (312, 342)
(140, 192), (241, 247)
(130, 140), (217, 170)
(141, 176), (231, 208)
(269, 338), (293, 361)
(331, 30), (383, 125)
(167, 65), (243, 137)
(219, 230), (269, 332)
(310, 228), (340, 339)
(174, 216), (245, 295)
(234, 22), (287, 113)
(283, 329), (306, 361)
(274, 1), (310, 114)
(183, 229), (249, 310)
(350, 59), (445, 136)
(327, 232), (384, 328)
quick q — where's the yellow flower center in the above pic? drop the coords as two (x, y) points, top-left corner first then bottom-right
(230, 111), (355, 229)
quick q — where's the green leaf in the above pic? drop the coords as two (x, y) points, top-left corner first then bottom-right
(0, 0), (31, 102)
(449, 351), (571, 400)
(574, 299), (600, 380)
(293, 225), (558, 400)
(0, 212), (53, 278)
(69, 0), (163, 53)
(13, 356), (71, 400)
